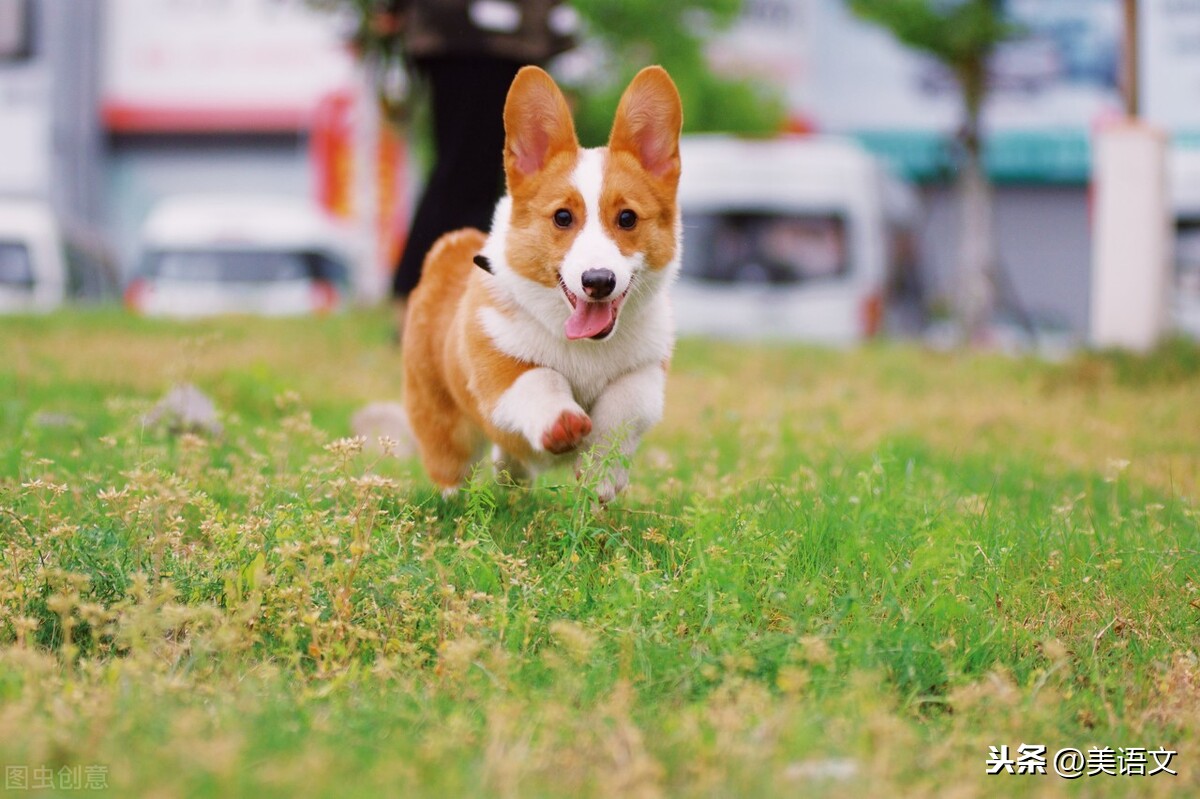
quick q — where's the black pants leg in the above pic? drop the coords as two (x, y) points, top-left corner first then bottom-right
(391, 55), (523, 299)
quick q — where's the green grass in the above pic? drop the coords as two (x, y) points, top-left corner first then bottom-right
(1, 309), (1198, 797)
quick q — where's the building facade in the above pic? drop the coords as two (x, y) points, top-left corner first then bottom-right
(3, 0), (1193, 335)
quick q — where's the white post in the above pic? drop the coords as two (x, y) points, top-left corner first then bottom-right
(1089, 122), (1172, 351)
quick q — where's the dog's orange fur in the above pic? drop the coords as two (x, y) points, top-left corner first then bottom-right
(602, 66), (682, 269)
(502, 69), (582, 290)
(401, 230), (527, 487)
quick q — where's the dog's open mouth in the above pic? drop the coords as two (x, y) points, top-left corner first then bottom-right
(559, 276), (628, 341)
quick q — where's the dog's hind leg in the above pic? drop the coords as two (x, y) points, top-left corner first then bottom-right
(412, 409), (482, 493)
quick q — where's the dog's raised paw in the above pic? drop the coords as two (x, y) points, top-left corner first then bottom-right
(542, 409), (592, 454)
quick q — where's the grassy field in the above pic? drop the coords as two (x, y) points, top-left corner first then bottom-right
(1, 309), (1199, 798)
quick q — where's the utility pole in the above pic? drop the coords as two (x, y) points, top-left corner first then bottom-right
(1090, 0), (1172, 352)
(1122, 0), (1139, 117)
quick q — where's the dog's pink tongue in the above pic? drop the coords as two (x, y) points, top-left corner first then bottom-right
(565, 300), (615, 340)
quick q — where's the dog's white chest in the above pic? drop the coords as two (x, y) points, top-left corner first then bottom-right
(478, 296), (672, 411)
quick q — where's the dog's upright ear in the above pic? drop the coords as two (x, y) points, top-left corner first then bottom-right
(608, 66), (683, 185)
(503, 66), (579, 191)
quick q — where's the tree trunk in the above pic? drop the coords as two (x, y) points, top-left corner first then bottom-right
(954, 78), (996, 343)
(956, 144), (995, 342)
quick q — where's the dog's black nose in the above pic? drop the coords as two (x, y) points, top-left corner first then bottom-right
(581, 268), (617, 299)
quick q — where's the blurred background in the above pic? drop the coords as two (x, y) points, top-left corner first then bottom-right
(0, 0), (1195, 350)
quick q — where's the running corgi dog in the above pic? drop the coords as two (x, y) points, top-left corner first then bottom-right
(402, 65), (682, 501)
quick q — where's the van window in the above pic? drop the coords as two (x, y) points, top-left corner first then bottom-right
(0, 241), (34, 287)
(682, 212), (849, 285)
(1177, 220), (1200, 300)
(0, 0), (34, 61)
(143, 250), (348, 284)
(307, 251), (350, 285)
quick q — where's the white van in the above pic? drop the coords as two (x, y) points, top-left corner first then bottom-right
(0, 199), (67, 312)
(674, 135), (922, 343)
(127, 195), (356, 318)
(1169, 147), (1200, 338)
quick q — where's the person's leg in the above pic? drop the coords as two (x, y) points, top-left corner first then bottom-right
(391, 56), (522, 326)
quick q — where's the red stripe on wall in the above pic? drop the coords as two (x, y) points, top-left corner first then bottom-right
(102, 102), (312, 133)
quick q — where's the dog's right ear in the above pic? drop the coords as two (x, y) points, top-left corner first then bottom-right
(503, 66), (578, 191)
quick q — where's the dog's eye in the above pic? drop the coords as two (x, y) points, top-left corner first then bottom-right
(553, 209), (574, 229)
(617, 209), (638, 230)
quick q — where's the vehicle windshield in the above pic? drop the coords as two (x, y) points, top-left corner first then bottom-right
(143, 249), (349, 284)
(0, 241), (35, 287)
(681, 211), (849, 284)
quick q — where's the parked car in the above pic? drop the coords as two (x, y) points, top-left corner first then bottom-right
(0, 199), (67, 312)
(674, 135), (924, 343)
(125, 195), (354, 318)
(0, 199), (116, 312)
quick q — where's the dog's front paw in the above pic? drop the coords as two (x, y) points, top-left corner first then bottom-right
(541, 409), (592, 454)
(577, 454), (629, 503)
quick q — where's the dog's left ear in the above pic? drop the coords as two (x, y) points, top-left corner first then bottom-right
(608, 66), (683, 183)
